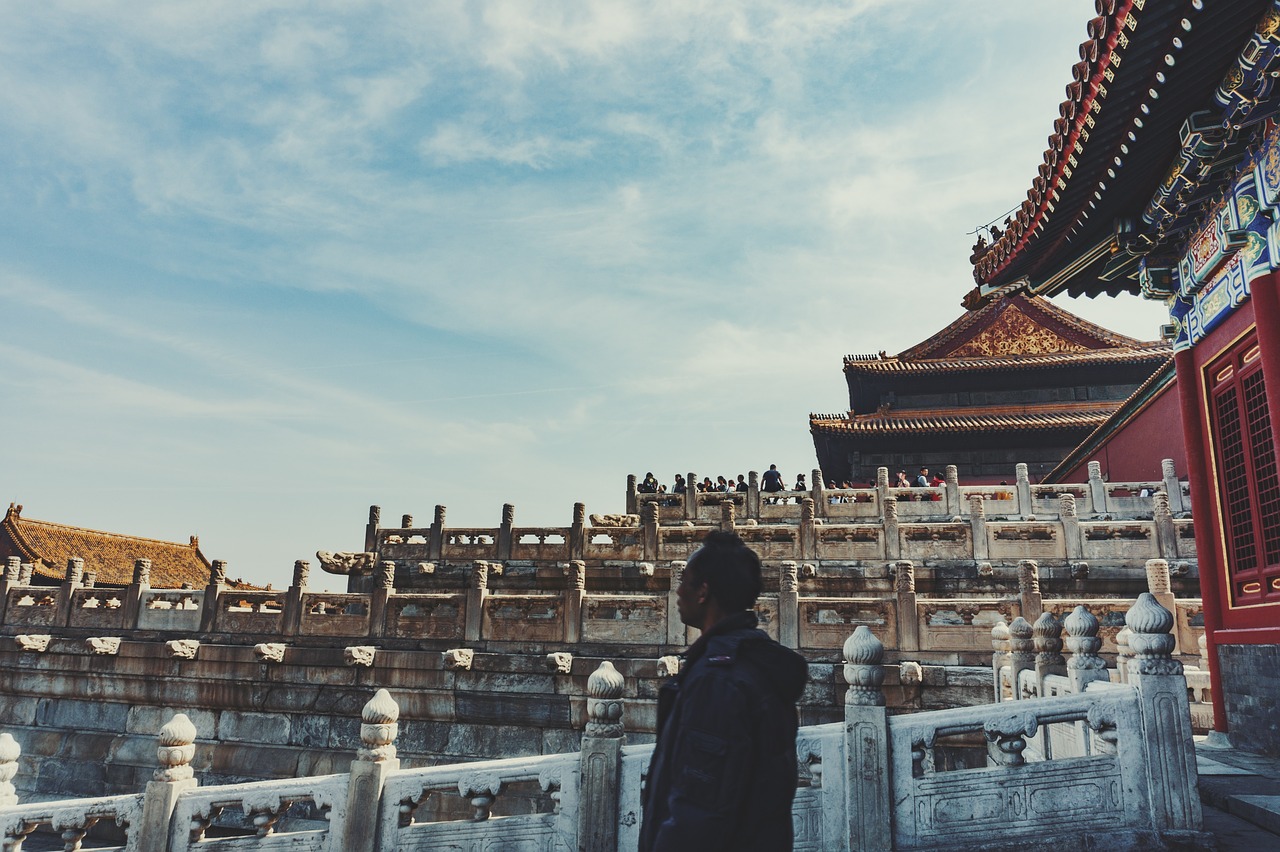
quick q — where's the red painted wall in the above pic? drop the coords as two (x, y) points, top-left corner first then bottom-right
(1058, 383), (1188, 483)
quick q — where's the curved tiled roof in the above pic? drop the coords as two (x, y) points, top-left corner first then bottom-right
(1, 504), (211, 587)
(966, 1), (1275, 303)
(844, 343), (1170, 375)
(810, 403), (1114, 438)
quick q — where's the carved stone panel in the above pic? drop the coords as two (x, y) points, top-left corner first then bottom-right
(386, 595), (465, 640)
(483, 595), (564, 642)
(799, 599), (895, 650)
(581, 596), (666, 644)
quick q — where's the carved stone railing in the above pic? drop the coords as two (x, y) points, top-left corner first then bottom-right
(628, 460), (1188, 525)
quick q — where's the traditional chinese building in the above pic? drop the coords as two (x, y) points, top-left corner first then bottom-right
(966, 0), (1280, 755)
(809, 293), (1172, 486)
(0, 502), (212, 588)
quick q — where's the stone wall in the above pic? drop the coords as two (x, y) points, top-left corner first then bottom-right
(1216, 643), (1280, 757)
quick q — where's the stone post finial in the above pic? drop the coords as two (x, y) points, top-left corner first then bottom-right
(644, 501), (660, 525)
(669, 561), (685, 591)
(780, 562), (799, 593)
(1145, 559), (1171, 596)
(1009, 617), (1035, 694)
(568, 560), (586, 591)
(801, 497), (815, 522)
(1032, 612), (1064, 669)
(991, 620), (1011, 654)
(1125, 592), (1180, 676)
(945, 465), (958, 485)
(586, 661), (626, 738)
(1059, 493), (1077, 518)
(378, 561), (396, 590)
(894, 560), (915, 594)
(1018, 560), (1040, 595)
(1153, 491), (1172, 520)
(82, 571), (96, 588)
(1016, 463), (1030, 483)
(359, 688), (400, 762)
(154, 713), (198, 782)
(291, 560), (310, 589)
(0, 732), (20, 807)
(434, 505), (446, 525)
(502, 504), (514, 526)
(884, 496), (898, 523)
(1161, 458), (1177, 480)
(368, 505), (381, 525)
(573, 502), (585, 526)
(133, 559), (152, 588)
(471, 561), (490, 592)
(401, 514), (413, 529)
(17, 564), (32, 585)
(969, 493), (986, 518)
(65, 557), (84, 586)
(1063, 605), (1108, 689)
(842, 626), (885, 706)
(1199, 632), (1209, 671)
(5, 557), (20, 584)
(876, 467), (889, 489)
(210, 560), (227, 586)
(1087, 461), (1102, 480)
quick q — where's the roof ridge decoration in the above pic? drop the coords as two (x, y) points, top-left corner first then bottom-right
(9, 513), (204, 550)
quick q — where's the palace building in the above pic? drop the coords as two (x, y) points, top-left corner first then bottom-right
(966, 0), (1280, 756)
(809, 293), (1172, 486)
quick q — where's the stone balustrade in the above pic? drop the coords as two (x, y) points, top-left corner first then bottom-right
(626, 461), (1189, 524)
(0, 596), (1207, 851)
(0, 557), (1203, 665)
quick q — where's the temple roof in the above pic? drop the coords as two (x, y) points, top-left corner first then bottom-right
(844, 293), (1166, 376)
(966, 1), (1277, 306)
(810, 401), (1114, 438)
(1, 503), (212, 587)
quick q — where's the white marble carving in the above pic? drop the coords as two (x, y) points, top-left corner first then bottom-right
(254, 643), (287, 663)
(14, 634), (51, 652)
(167, 639), (200, 659)
(86, 637), (121, 656)
(442, 648), (474, 670)
(345, 645), (377, 667)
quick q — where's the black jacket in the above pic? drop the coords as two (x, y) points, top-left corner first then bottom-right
(639, 611), (809, 851)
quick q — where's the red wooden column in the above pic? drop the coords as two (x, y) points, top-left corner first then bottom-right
(1249, 270), (1280, 452)
(1174, 348), (1228, 731)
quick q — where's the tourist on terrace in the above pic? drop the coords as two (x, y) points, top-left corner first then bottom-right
(896, 470), (911, 488)
(700, 477), (714, 493)
(640, 472), (659, 494)
(761, 464), (784, 494)
(673, 474), (687, 494)
(736, 474), (747, 493)
(716, 476), (730, 492)
(916, 467), (930, 488)
(793, 473), (806, 493)
(640, 530), (807, 851)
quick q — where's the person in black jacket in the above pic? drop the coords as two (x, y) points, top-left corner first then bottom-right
(640, 530), (809, 851)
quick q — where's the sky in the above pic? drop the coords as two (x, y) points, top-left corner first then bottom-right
(0, 1), (1171, 591)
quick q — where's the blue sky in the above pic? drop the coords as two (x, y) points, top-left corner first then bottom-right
(1, 1), (1168, 589)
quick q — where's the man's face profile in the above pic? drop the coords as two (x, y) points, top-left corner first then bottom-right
(676, 551), (708, 629)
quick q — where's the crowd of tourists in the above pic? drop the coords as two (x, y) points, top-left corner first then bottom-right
(636, 465), (952, 505)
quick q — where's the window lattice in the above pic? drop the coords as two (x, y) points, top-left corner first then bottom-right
(1214, 385), (1257, 575)
(1243, 370), (1280, 566)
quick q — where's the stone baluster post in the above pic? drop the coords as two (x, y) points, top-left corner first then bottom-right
(684, 471), (697, 521)
(1087, 461), (1107, 516)
(17, 564), (32, 586)
(843, 626), (890, 852)
(1059, 493), (1083, 561)
(811, 471), (827, 520)
(579, 661), (626, 852)
(57, 557), (85, 627)
(564, 560), (586, 643)
(944, 465), (960, 516)
(1018, 560), (1042, 623)
(1161, 459), (1184, 513)
(465, 561), (489, 643)
(570, 503), (586, 561)
(894, 561), (919, 653)
(625, 474), (638, 515)
(666, 562), (687, 645)
(644, 502), (661, 560)
(0, 558), (18, 627)
(875, 466), (889, 521)
(969, 495), (989, 561)
(429, 505), (446, 561)
(1063, 606), (1109, 693)
(0, 733), (19, 806)
(1115, 626), (1133, 685)
(1145, 559), (1180, 653)
(200, 560), (227, 632)
(778, 562), (800, 649)
(1125, 593), (1202, 830)
(747, 470), (761, 520)
(1008, 617), (1035, 700)
(123, 558), (151, 629)
(884, 497), (900, 560)
(1015, 463), (1032, 518)
(369, 561), (393, 640)
(364, 505), (381, 554)
(283, 559), (309, 636)
(343, 689), (400, 852)
(717, 499), (734, 533)
(800, 498), (817, 561)
(498, 504), (514, 562)
(1153, 493), (1178, 561)
(991, 620), (1011, 702)
(1033, 612), (1066, 689)
(137, 713), (199, 852)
